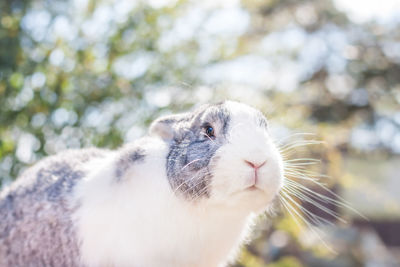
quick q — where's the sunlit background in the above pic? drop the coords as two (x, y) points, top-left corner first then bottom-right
(1, 0), (400, 266)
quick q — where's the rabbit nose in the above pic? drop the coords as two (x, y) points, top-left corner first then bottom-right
(244, 160), (266, 169)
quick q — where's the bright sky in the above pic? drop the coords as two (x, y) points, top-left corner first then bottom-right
(333, 0), (400, 23)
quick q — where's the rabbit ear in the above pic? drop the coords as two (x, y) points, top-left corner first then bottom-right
(149, 113), (190, 142)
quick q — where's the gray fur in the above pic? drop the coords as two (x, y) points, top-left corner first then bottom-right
(115, 146), (146, 181)
(256, 111), (268, 129)
(0, 148), (108, 267)
(164, 103), (231, 199)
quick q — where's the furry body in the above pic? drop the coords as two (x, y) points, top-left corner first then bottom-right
(0, 149), (107, 266)
(0, 101), (283, 267)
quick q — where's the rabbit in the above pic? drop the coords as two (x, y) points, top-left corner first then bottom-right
(0, 101), (284, 267)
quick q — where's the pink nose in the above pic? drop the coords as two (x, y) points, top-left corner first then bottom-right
(244, 160), (266, 169)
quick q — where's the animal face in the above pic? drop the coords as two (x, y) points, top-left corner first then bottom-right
(150, 101), (283, 211)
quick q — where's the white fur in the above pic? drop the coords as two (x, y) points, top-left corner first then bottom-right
(210, 102), (284, 210)
(71, 102), (284, 267)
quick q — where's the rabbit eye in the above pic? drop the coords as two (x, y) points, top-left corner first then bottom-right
(205, 125), (215, 138)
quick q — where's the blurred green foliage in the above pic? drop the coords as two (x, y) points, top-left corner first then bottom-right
(1, 0), (400, 266)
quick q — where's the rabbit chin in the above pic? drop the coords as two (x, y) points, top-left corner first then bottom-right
(206, 177), (282, 214)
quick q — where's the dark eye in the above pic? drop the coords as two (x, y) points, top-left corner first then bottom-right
(205, 125), (215, 138)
